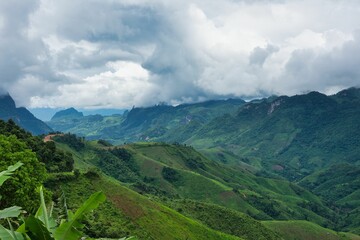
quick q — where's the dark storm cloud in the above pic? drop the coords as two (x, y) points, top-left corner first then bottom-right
(0, 0), (40, 88)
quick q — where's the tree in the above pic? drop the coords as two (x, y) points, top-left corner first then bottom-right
(0, 134), (46, 212)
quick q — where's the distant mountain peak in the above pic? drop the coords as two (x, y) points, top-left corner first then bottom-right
(0, 93), (52, 135)
(51, 108), (84, 120)
(334, 87), (360, 101)
(0, 93), (16, 110)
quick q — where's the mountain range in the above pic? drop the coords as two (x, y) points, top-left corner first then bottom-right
(1, 87), (359, 238)
(47, 88), (360, 179)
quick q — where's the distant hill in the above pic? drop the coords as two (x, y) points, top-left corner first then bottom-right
(47, 98), (246, 142)
(0, 93), (52, 135)
(186, 88), (360, 179)
(51, 107), (84, 120)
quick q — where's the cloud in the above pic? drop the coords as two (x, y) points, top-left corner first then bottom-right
(1, 0), (360, 108)
(249, 45), (279, 66)
(30, 61), (153, 108)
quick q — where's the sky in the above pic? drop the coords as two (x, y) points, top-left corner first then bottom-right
(1, 0), (360, 109)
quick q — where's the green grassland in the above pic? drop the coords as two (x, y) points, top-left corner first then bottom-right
(53, 139), (346, 232)
(263, 220), (360, 240)
(46, 173), (242, 240)
(299, 164), (360, 233)
(161, 199), (280, 240)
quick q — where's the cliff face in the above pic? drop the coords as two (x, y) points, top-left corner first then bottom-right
(0, 93), (52, 135)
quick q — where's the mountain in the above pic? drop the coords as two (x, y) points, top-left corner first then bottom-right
(45, 88), (360, 236)
(51, 107), (84, 120)
(186, 88), (360, 180)
(0, 93), (52, 135)
(48, 88), (360, 180)
(47, 98), (246, 142)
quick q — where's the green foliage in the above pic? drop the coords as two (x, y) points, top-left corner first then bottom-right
(0, 224), (25, 240)
(163, 199), (280, 240)
(0, 175), (107, 240)
(109, 148), (139, 174)
(50, 173), (241, 240)
(263, 220), (355, 240)
(96, 149), (139, 182)
(53, 133), (85, 151)
(300, 163), (360, 231)
(161, 167), (182, 183)
(0, 161), (23, 221)
(97, 139), (112, 147)
(0, 161), (23, 186)
(38, 141), (74, 172)
(0, 135), (47, 212)
(53, 191), (106, 240)
(0, 206), (22, 219)
(0, 119), (74, 172)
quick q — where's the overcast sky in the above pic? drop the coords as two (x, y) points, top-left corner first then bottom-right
(1, 0), (360, 109)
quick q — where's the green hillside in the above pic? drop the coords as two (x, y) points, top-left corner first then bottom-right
(47, 88), (360, 184)
(46, 173), (242, 240)
(263, 220), (360, 240)
(300, 164), (360, 233)
(47, 98), (245, 143)
(53, 137), (341, 230)
(0, 118), (358, 239)
(187, 89), (360, 180)
(162, 199), (280, 240)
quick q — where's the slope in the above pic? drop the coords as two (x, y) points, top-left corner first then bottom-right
(0, 93), (52, 135)
(53, 137), (339, 230)
(46, 172), (241, 240)
(47, 98), (245, 143)
(186, 88), (360, 180)
(263, 220), (360, 240)
(300, 164), (360, 233)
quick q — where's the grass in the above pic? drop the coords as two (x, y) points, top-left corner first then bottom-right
(162, 199), (280, 240)
(53, 139), (356, 237)
(263, 220), (355, 240)
(49, 174), (242, 240)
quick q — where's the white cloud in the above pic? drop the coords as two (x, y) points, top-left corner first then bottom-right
(30, 61), (153, 108)
(1, 0), (360, 108)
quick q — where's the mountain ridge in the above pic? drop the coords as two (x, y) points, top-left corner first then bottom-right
(0, 93), (52, 135)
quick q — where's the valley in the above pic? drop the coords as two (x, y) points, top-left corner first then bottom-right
(0, 88), (359, 239)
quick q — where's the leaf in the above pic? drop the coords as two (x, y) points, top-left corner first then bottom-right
(0, 224), (24, 240)
(35, 186), (52, 231)
(0, 206), (22, 219)
(53, 191), (106, 240)
(73, 191), (106, 220)
(0, 162), (23, 187)
(25, 216), (54, 240)
(52, 222), (82, 240)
